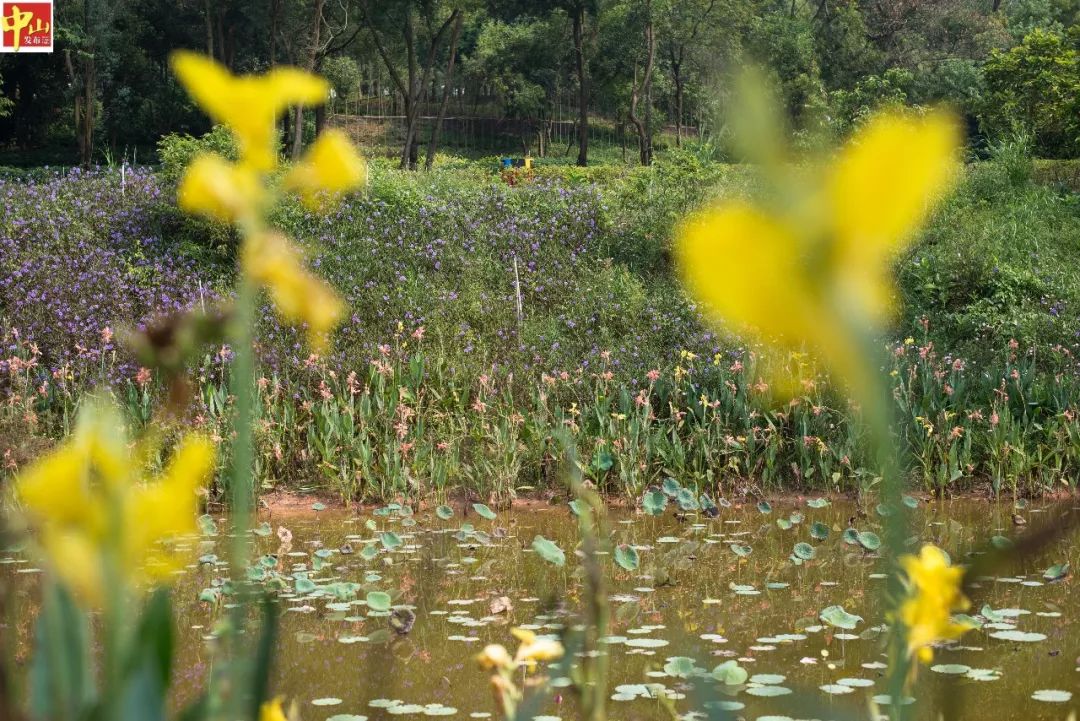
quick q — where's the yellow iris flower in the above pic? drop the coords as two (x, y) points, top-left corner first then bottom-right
(284, 129), (368, 209)
(510, 627), (565, 669)
(242, 232), (344, 353)
(14, 401), (216, 606)
(171, 51), (327, 171)
(170, 51), (365, 353)
(676, 111), (960, 394)
(898, 544), (974, 663)
(177, 154), (264, 226)
(259, 697), (288, 721)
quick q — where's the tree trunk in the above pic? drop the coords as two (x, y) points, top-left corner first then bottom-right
(269, 0), (281, 64)
(670, 47), (683, 148)
(425, 10), (463, 169)
(205, 0), (214, 57)
(398, 8), (455, 169)
(627, 3), (655, 166)
(292, 0), (325, 159)
(572, 6), (588, 167)
(65, 48), (95, 167)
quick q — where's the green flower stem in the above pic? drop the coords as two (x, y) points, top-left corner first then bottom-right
(853, 329), (912, 721)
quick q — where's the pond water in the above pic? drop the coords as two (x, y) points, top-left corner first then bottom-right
(4, 498), (1079, 720)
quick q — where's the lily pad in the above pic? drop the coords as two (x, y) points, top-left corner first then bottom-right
(712, 660), (748, 685)
(643, 489), (668, 515)
(366, 591), (392, 612)
(435, 505), (454, 520)
(472, 503), (497, 520)
(793, 542), (816, 560)
(532, 535), (566, 566)
(614, 544), (640, 571)
(857, 531), (881, 551)
(820, 605), (863, 630)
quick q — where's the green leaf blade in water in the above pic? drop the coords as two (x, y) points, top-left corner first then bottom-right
(472, 503), (497, 520)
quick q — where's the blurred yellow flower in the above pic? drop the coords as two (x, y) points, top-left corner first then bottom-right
(676, 111), (960, 394)
(259, 697), (288, 721)
(898, 544), (973, 663)
(511, 627), (564, 669)
(243, 231), (344, 353)
(284, 129), (368, 209)
(476, 643), (514, 671)
(14, 401), (216, 605)
(171, 51), (327, 171)
(178, 154), (263, 225)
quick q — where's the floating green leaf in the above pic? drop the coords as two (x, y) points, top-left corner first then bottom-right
(857, 531), (881, 551)
(614, 544), (640, 571)
(729, 543), (752, 557)
(712, 660), (748, 685)
(757, 500), (772, 514)
(197, 514), (217, 536)
(472, 503), (497, 520)
(1043, 562), (1069, 581)
(379, 531), (402, 550)
(810, 522), (830, 540)
(643, 489), (667, 515)
(365, 591), (392, 612)
(990, 535), (1014, 550)
(820, 605), (863, 630)
(793, 542), (816, 560)
(532, 535), (566, 566)
(435, 505), (454, 520)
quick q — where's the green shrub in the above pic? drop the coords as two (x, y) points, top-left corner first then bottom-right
(156, 125), (239, 185)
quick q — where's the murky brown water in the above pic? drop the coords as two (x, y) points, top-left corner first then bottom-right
(3, 498), (1078, 720)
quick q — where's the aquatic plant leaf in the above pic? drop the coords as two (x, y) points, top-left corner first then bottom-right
(435, 505), (454, 520)
(810, 522), (830, 540)
(820, 605), (863, 629)
(729, 543), (753, 557)
(643, 490), (667, 515)
(197, 514), (218, 536)
(472, 503), (497, 520)
(793, 542), (816, 560)
(712, 660), (748, 685)
(532, 535), (566, 566)
(857, 531), (881, 550)
(614, 544), (640, 571)
(1042, 562), (1069, 581)
(365, 591), (392, 612)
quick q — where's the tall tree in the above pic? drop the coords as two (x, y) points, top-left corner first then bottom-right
(361, 0), (460, 169)
(626, 0), (655, 164)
